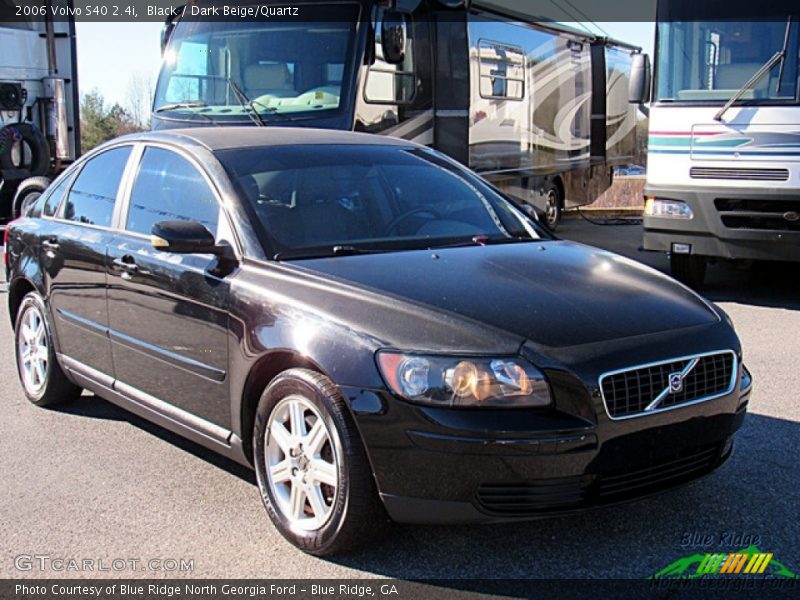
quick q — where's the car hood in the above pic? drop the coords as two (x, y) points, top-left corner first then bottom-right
(294, 241), (719, 349)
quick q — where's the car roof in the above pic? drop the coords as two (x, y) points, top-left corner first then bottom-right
(127, 127), (417, 152)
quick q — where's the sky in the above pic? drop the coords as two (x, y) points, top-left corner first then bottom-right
(74, 21), (655, 111)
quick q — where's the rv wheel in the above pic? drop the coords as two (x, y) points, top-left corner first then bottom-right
(544, 184), (562, 230)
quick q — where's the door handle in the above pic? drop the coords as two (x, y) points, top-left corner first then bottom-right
(111, 255), (151, 280)
(42, 238), (59, 252)
(112, 257), (139, 272)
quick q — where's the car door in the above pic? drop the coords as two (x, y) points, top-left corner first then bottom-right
(47, 145), (133, 377)
(105, 145), (231, 428)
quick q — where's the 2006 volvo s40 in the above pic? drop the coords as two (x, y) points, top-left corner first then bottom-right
(5, 128), (751, 555)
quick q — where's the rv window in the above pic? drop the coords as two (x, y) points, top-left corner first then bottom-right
(364, 16), (417, 104)
(478, 40), (525, 101)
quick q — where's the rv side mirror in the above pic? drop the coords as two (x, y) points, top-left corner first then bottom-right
(160, 6), (184, 54)
(381, 12), (408, 64)
(629, 53), (651, 104)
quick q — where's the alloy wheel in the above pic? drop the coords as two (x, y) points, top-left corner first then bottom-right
(265, 394), (339, 531)
(18, 304), (49, 395)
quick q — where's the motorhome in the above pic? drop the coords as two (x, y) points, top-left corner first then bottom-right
(633, 0), (800, 285)
(0, 0), (79, 222)
(153, 0), (639, 228)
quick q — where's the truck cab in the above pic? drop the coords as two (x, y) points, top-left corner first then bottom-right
(0, 2), (79, 222)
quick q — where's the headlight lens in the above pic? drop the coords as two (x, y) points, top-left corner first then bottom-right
(644, 197), (694, 219)
(377, 352), (551, 408)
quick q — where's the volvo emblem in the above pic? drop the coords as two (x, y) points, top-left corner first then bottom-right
(783, 211), (799, 223)
(668, 372), (684, 394)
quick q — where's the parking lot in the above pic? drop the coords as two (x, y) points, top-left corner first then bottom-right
(1, 218), (798, 581)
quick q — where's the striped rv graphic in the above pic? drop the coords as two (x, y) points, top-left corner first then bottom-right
(649, 129), (800, 159)
(379, 109), (435, 146)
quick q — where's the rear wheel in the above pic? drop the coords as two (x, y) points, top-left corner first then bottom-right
(670, 254), (707, 289)
(14, 292), (82, 406)
(253, 369), (387, 555)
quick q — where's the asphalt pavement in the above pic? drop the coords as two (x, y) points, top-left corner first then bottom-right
(1, 219), (798, 581)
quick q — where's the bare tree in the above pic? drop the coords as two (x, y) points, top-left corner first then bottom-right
(126, 71), (155, 129)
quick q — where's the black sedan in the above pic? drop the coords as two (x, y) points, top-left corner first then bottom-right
(4, 128), (751, 555)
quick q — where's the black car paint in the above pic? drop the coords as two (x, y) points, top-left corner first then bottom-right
(4, 131), (747, 524)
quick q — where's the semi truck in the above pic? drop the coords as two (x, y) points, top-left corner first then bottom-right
(0, 0), (80, 223)
(153, 0), (640, 229)
(631, 0), (800, 286)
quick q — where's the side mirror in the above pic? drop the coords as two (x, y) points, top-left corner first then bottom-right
(381, 12), (408, 64)
(151, 220), (221, 255)
(629, 53), (652, 104)
(160, 6), (184, 54)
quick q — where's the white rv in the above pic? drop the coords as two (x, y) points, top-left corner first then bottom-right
(634, 1), (800, 285)
(153, 0), (639, 228)
(0, 0), (80, 222)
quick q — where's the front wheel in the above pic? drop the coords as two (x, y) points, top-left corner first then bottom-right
(253, 369), (388, 555)
(14, 292), (82, 406)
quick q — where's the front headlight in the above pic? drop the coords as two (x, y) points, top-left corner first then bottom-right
(376, 351), (551, 408)
(644, 197), (694, 219)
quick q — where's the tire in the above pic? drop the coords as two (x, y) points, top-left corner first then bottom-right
(253, 368), (388, 556)
(14, 292), (82, 407)
(543, 183), (563, 231)
(0, 123), (50, 176)
(12, 176), (51, 219)
(670, 254), (707, 289)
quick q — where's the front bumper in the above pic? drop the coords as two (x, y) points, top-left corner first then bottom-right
(643, 184), (800, 262)
(342, 340), (750, 524)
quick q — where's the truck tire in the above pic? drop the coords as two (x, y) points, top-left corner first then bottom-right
(0, 123), (51, 177)
(13, 176), (51, 218)
(670, 254), (707, 289)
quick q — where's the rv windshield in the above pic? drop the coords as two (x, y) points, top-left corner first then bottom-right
(655, 20), (800, 103)
(153, 4), (361, 121)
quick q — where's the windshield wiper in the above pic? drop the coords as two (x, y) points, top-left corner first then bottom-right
(153, 102), (220, 126)
(273, 245), (387, 261)
(429, 235), (535, 250)
(153, 102), (207, 112)
(227, 78), (266, 127)
(715, 16), (793, 121)
(774, 16), (795, 94)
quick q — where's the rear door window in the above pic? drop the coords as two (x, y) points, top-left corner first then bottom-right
(61, 147), (132, 227)
(42, 175), (71, 217)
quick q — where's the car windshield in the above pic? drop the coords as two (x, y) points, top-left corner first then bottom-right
(216, 145), (544, 259)
(153, 3), (361, 121)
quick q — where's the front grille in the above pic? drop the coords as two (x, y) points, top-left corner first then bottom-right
(476, 477), (585, 515)
(596, 444), (720, 500)
(600, 351), (736, 419)
(715, 198), (800, 232)
(690, 167), (789, 181)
